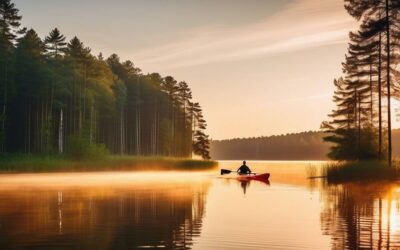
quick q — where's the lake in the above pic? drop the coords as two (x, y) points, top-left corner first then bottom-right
(0, 161), (399, 249)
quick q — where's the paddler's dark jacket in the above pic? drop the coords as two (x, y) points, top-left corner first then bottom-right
(238, 165), (251, 174)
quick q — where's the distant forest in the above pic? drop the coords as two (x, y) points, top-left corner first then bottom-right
(211, 130), (400, 160)
(0, 0), (210, 159)
(211, 131), (330, 160)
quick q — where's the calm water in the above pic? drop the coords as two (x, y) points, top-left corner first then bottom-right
(0, 161), (400, 249)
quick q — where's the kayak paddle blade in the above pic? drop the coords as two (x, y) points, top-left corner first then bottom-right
(221, 169), (232, 175)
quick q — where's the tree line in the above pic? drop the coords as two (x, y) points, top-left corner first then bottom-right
(0, 0), (210, 159)
(210, 131), (332, 160)
(211, 130), (400, 160)
(322, 0), (400, 163)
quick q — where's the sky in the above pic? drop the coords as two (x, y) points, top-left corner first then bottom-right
(15, 0), (362, 140)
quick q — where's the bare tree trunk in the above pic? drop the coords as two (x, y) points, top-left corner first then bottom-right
(135, 108), (138, 155)
(78, 72), (82, 133)
(138, 107), (141, 155)
(191, 113), (196, 159)
(72, 75), (76, 134)
(1, 63), (8, 152)
(154, 106), (158, 155)
(36, 102), (38, 152)
(90, 104), (93, 145)
(25, 103), (28, 153)
(385, 0), (392, 165)
(370, 60), (373, 125)
(83, 63), (87, 130)
(59, 108), (63, 154)
(378, 32), (383, 160)
(155, 104), (159, 155)
(172, 108), (175, 156)
(151, 120), (154, 155)
(40, 101), (43, 152)
(45, 90), (49, 153)
(135, 78), (141, 155)
(120, 109), (124, 155)
(93, 109), (97, 143)
(28, 99), (31, 154)
(129, 112), (133, 154)
(357, 91), (361, 160)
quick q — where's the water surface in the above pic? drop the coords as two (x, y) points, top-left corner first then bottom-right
(0, 161), (399, 249)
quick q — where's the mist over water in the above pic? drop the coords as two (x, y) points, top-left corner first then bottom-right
(0, 161), (400, 249)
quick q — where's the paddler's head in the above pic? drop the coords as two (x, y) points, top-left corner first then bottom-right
(243, 160), (246, 165)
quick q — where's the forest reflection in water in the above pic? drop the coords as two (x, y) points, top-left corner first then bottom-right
(321, 181), (400, 249)
(0, 173), (210, 250)
(3, 164), (400, 249)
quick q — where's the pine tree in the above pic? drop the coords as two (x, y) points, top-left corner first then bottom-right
(0, 0), (211, 161)
(0, 0), (21, 152)
(44, 28), (67, 153)
(0, 0), (22, 41)
(44, 28), (67, 58)
(191, 103), (211, 160)
(322, 78), (359, 160)
(11, 29), (47, 152)
(343, 0), (400, 163)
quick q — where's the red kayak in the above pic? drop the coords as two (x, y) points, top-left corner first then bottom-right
(237, 173), (270, 181)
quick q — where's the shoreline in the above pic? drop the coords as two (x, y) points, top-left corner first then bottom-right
(0, 155), (218, 173)
(323, 161), (400, 184)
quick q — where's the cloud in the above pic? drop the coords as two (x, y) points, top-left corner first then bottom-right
(130, 0), (356, 71)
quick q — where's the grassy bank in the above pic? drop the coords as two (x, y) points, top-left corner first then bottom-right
(0, 154), (218, 173)
(324, 161), (400, 183)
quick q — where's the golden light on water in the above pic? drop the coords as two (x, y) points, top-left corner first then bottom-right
(381, 189), (400, 237)
(0, 171), (211, 189)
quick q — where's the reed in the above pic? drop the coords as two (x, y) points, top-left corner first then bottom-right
(324, 160), (400, 183)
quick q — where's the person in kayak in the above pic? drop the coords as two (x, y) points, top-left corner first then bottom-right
(237, 160), (252, 175)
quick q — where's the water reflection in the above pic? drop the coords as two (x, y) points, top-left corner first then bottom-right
(220, 177), (270, 195)
(321, 181), (400, 249)
(239, 179), (270, 195)
(7, 163), (400, 249)
(0, 177), (210, 250)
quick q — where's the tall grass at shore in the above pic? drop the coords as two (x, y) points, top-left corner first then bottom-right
(0, 154), (218, 173)
(323, 161), (400, 183)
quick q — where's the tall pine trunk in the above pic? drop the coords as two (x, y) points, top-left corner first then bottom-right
(369, 60), (373, 125)
(120, 108), (124, 155)
(58, 108), (63, 154)
(357, 90), (361, 160)
(1, 63), (7, 152)
(135, 103), (140, 155)
(378, 32), (383, 160)
(385, 0), (392, 165)
(90, 104), (94, 145)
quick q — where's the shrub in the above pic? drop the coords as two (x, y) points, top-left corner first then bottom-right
(65, 136), (109, 160)
(324, 161), (400, 183)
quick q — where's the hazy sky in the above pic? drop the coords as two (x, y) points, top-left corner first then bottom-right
(15, 0), (362, 140)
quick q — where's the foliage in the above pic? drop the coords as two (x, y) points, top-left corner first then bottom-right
(65, 136), (109, 160)
(322, 0), (400, 162)
(0, 0), (211, 161)
(211, 131), (331, 160)
(0, 154), (218, 172)
(323, 161), (400, 183)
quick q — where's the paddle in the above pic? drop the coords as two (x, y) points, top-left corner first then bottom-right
(221, 169), (234, 175)
(220, 169), (256, 176)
